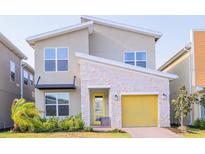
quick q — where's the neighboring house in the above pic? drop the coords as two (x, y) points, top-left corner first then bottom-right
(0, 33), (34, 129)
(159, 30), (205, 125)
(27, 16), (177, 128)
(22, 62), (35, 101)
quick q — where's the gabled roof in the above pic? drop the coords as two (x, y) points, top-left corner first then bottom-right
(75, 52), (178, 80)
(26, 21), (94, 45)
(0, 32), (27, 59)
(158, 43), (192, 71)
(81, 15), (162, 41)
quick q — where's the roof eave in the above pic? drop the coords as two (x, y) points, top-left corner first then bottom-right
(75, 52), (178, 80)
(158, 43), (192, 71)
(22, 61), (34, 73)
(26, 21), (94, 46)
(0, 33), (27, 59)
(81, 15), (162, 41)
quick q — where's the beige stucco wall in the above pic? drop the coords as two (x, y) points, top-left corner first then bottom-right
(0, 41), (21, 129)
(33, 23), (158, 121)
(33, 29), (89, 117)
(88, 24), (156, 69)
(79, 59), (170, 128)
(161, 52), (202, 124)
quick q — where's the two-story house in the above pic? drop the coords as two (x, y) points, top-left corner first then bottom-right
(0, 33), (34, 129)
(159, 30), (205, 125)
(27, 16), (177, 128)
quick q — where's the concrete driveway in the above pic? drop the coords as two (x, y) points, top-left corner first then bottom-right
(123, 127), (182, 138)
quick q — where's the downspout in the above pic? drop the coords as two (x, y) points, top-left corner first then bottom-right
(188, 48), (193, 125)
(190, 30), (194, 124)
(181, 43), (192, 125)
(20, 60), (23, 98)
(20, 60), (27, 98)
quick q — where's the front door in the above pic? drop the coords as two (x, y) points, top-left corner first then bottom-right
(92, 92), (106, 125)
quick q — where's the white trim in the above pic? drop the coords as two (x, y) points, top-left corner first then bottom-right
(29, 73), (34, 86)
(88, 85), (111, 89)
(0, 33), (27, 59)
(190, 30), (196, 90)
(123, 51), (147, 68)
(120, 92), (159, 95)
(191, 28), (205, 32)
(75, 52), (178, 80)
(27, 21), (93, 45)
(81, 16), (162, 40)
(10, 60), (16, 82)
(44, 47), (69, 72)
(23, 70), (29, 86)
(158, 43), (191, 71)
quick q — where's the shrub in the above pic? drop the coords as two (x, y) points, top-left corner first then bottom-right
(58, 118), (73, 131)
(42, 117), (59, 132)
(11, 99), (85, 132)
(199, 120), (205, 129)
(193, 119), (205, 129)
(73, 113), (84, 130)
(83, 127), (93, 132)
(193, 119), (201, 128)
(58, 114), (84, 131)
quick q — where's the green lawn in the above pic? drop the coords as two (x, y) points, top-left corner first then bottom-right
(183, 128), (205, 138)
(0, 131), (131, 138)
(169, 127), (205, 138)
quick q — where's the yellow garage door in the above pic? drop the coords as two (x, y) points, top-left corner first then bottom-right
(122, 95), (158, 127)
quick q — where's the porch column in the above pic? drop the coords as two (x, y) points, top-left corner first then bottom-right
(81, 86), (91, 126)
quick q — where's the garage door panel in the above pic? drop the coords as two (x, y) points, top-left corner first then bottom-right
(122, 95), (158, 127)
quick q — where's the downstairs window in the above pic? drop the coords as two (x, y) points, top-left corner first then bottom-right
(45, 93), (69, 117)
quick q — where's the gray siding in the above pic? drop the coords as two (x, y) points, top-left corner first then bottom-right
(23, 67), (35, 101)
(0, 41), (21, 129)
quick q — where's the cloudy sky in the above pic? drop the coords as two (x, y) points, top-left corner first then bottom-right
(0, 15), (205, 68)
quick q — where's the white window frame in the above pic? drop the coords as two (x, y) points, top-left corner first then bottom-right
(123, 51), (147, 67)
(23, 70), (29, 85)
(45, 92), (70, 117)
(10, 61), (15, 82)
(29, 74), (34, 85)
(44, 47), (69, 72)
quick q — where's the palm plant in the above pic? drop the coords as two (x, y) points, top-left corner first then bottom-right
(11, 98), (41, 132)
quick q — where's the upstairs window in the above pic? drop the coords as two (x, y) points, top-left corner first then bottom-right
(45, 48), (68, 72)
(29, 74), (34, 85)
(10, 61), (15, 81)
(24, 70), (29, 85)
(124, 51), (147, 68)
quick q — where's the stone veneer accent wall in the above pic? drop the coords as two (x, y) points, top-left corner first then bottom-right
(79, 59), (170, 128)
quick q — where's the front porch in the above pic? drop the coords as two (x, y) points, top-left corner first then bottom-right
(89, 88), (111, 128)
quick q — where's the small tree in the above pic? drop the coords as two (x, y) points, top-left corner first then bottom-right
(172, 86), (198, 130)
(200, 94), (205, 108)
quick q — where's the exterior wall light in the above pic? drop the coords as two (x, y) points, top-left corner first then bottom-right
(162, 93), (167, 100)
(114, 94), (119, 101)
